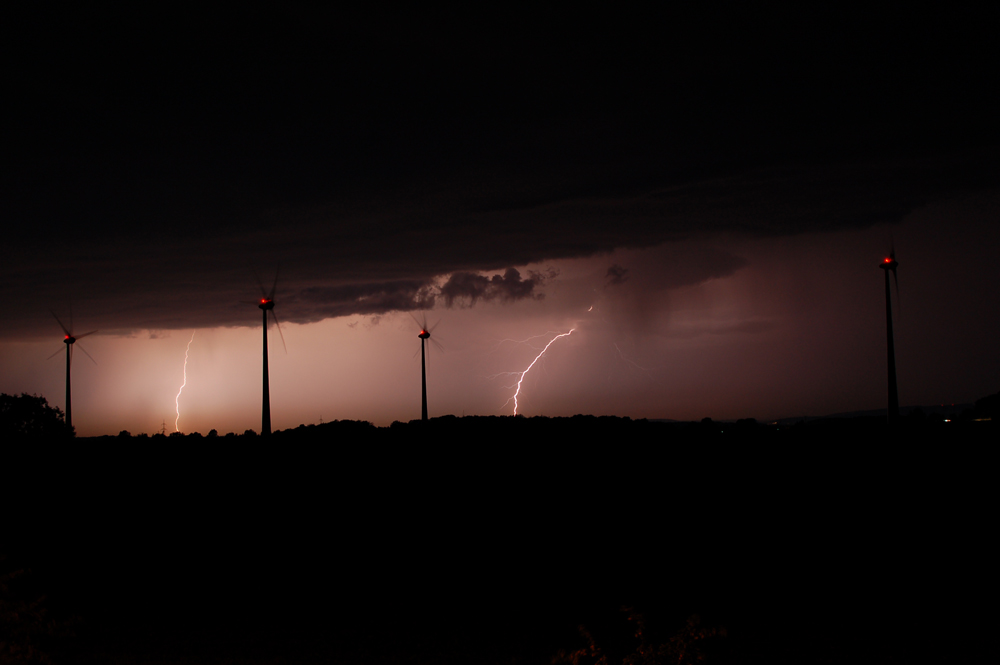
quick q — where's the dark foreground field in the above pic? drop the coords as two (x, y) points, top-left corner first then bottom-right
(3, 416), (997, 665)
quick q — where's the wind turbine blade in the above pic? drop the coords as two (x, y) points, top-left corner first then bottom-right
(75, 330), (98, 340)
(430, 336), (445, 353)
(269, 267), (280, 300)
(51, 311), (71, 336)
(410, 311), (441, 335)
(892, 268), (901, 319)
(270, 310), (287, 354)
(70, 303), (74, 335)
(77, 343), (98, 365)
(252, 269), (268, 298)
(47, 347), (64, 360)
(68, 343), (73, 367)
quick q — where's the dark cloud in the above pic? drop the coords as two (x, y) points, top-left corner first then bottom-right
(613, 245), (750, 293)
(606, 265), (629, 286)
(580, 245), (751, 336)
(2, 6), (999, 339)
(661, 318), (778, 340)
(3, 156), (992, 339)
(439, 269), (545, 308)
(293, 269), (546, 321)
(296, 280), (437, 322)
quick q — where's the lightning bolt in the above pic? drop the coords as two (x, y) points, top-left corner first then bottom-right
(613, 342), (653, 374)
(488, 331), (570, 354)
(500, 329), (575, 415)
(174, 330), (195, 432)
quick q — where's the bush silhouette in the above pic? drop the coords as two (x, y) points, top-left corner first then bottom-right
(553, 609), (725, 665)
(0, 558), (66, 665)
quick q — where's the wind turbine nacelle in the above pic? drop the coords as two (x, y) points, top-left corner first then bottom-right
(259, 299), (275, 311)
(64, 336), (75, 344)
(419, 330), (430, 339)
(880, 257), (898, 270)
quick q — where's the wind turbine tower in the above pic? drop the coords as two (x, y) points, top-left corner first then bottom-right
(260, 297), (273, 435)
(51, 312), (96, 434)
(419, 327), (430, 421)
(879, 252), (900, 424)
(253, 272), (286, 436)
(410, 314), (441, 422)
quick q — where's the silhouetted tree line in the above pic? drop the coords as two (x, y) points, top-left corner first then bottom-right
(4, 390), (996, 443)
(0, 394), (69, 439)
(92, 408), (996, 444)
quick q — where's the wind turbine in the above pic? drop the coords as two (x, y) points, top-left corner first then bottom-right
(879, 247), (900, 424)
(49, 311), (97, 434)
(252, 270), (286, 436)
(411, 313), (442, 421)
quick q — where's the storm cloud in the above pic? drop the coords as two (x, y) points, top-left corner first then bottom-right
(2, 6), (998, 339)
(606, 265), (629, 286)
(296, 280), (438, 321)
(293, 269), (547, 321)
(438, 269), (546, 307)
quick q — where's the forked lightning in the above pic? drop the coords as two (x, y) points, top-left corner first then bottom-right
(501, 329), (575, 415)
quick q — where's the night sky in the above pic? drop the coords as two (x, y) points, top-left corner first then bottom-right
(3, 6), (1000, 435)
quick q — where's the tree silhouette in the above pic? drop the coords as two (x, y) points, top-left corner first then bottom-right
(0, 394), (69, 439)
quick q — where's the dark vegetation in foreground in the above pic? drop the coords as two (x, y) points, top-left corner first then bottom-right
(135, 406), (997, 443)
(4, 390), (997, 444)
(2, 392), (998, 665)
